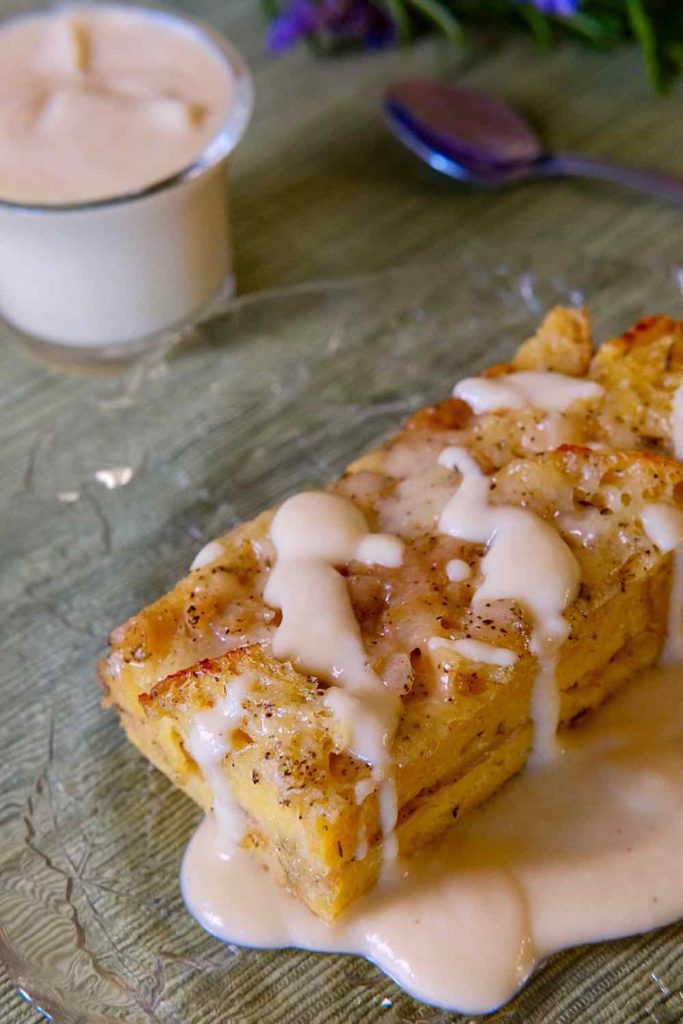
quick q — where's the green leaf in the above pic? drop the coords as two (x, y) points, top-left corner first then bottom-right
(626, 0), (666, 91)
(404, 0), (463, 42)
(567, 13), (623, 47)
(517, 5), (553, 48)
(259, 0), (683, 94)
(377, 0), (414, 43)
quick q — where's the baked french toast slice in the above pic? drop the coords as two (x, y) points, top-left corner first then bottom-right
(99, 308), (683, 920)
(138, 447), (681, 919)
(101, 307), (599, 771)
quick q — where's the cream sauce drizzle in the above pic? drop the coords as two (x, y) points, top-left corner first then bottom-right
(186, 673), (253, 847)
(445, 558), (471, 582)
(672, 380), (683, 460)
(437, 447), (581, 763)
(263, 491), (404, 865)
(190, 540), (226, 571)
(427, 635), (517, 667)
(182, 664), (683, 1014)
(263, 491), (402, 768)
(641, 503), (683, 663)
(453, 371), (603, 415)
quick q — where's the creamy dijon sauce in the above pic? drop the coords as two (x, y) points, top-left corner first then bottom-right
(453, 371), (603, 414)
(182, 663), (683, 1014)
(179, 374), (683, 1014)
(0, 6), (234, 204)
(445, 557), (471, 582)
(191, 540), (227, 571)
(187, 673), (253, 846)
(427, 635), (517, 667)
(672, 380), (683, 461)
(263, 491), (404, 866)
(453, 369), (604, 454)
(264, 491), (403, 769)
(437, 446), (580, 764)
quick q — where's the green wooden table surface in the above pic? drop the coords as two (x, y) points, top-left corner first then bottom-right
(3, 0), (683, 1020)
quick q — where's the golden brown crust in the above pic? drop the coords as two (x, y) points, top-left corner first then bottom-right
(512, 305), (592, 375)
(591, 315), (683, 454)
(594, 314), (683, 363)
(100, 307), (683, 920)
(404, 397), (471, 433)
(132, 443), (683, 918)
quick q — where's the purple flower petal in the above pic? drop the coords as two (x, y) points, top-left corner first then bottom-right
(522, 0), (579, 14)
(267, 0), (320, 53)
(268, 0), (395, 53)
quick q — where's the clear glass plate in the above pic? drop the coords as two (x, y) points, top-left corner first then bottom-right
(3, 248), (683, 1024)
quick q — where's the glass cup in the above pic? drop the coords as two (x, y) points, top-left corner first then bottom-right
(0, 5), (254, 361)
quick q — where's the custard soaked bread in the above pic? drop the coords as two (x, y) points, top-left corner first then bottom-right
(100, 309), (683, 920)
(137, 447), (682, 919)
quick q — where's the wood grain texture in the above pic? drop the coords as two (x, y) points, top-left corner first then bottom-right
(2, 0), (683, 1020)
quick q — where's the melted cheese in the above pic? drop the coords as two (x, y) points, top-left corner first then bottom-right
(453, 371), (603, 415)
(437, 447), (580, 763)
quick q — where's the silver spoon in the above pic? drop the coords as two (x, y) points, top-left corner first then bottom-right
(384, 79), (683, 203)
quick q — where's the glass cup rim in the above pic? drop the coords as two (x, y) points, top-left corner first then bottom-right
(0, 1), (254, 216)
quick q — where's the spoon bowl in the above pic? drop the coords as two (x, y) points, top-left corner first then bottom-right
(385, 79), (683, 201)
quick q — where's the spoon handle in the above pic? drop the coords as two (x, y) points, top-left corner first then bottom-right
(540, 153), (683, 205)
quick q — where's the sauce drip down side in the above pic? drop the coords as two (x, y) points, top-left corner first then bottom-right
(182, 664), (683, 1014)
(263, 491), (404, 864)
(263, 490), (403, 769)
(437, 446), (580, 763)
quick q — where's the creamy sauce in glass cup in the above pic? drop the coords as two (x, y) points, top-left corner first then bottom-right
(0, 4), (253, 356)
